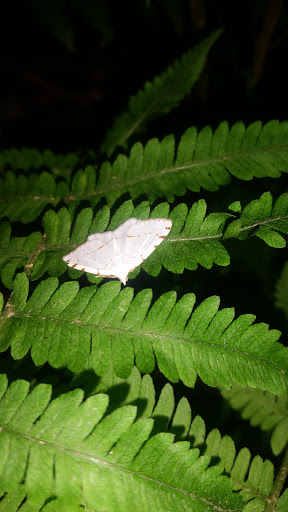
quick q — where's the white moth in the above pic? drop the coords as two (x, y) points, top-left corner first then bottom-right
(63, 217), (172, 285)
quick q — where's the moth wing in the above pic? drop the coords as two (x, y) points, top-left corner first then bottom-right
(121, 218), (172, 262)
(63, 217), (172, 283)
(113, 218), (172, 273)
(63, 231), (115, 276)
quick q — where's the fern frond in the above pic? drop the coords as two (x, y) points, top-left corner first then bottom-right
(198, 420), (288, 511)
(220, 384), (288, 456)
(100, 30), (222, 156)
(0, 148), (79, 176)
(224, 191), (288, 248)
(275, 262), (288, 319)
(2, 191), (288, 288)
(1, 273), (287, 395)
(45, 200), (230, 281)
(105, 370), (287, 511)
(1, 121), (288, 222)
(1, 371), (285, 511)
(204, 429), (275, 511)
(0, 172), (69, 223)
(0, 199), (230, 287)
(95, 120), (288, 205)
(0, 374), (243, 511)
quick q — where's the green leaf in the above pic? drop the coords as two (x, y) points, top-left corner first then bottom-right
(256, 225), (286, 248)
(100, 30), (222, 155)
(232, 452), (274, 508)
(0, 222), (42, 288)
(96, 120), (288, 206)
(0, 147), (79, 178)
(170, 396), (192, 441)
(1, 200), (231, 287)
(224, 191), (288, 246)
(221, 384), (288, 455)
(12, 273), (29, 312)
(1, 275), (287, 395)
(0, 376), (242, 511)
(1, 121), (288, 221)
(278, 489), (288, 512)
(0, 172), (69, 223)
(204, 432), (275, 511)
(228, 201), (242, 213)
(222, 218), (241, 238)
(3, 191), (288, 288)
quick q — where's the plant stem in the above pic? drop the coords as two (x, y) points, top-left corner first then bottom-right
(265, 445), (288, 511)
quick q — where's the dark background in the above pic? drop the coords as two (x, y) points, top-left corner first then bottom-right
(1, 0), (287, 151)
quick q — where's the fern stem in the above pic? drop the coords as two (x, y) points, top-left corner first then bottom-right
(265, 445), (288, 511)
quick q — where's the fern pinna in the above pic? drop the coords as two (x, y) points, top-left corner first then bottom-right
(1, 120), (288, 223)
(0, 28), (288, 512)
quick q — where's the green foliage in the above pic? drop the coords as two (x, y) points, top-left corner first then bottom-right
(1, 121), (288, 223)
(220, 384), (288, 456)
(204, 430), (275, 511)
(0, 222), (42, 289)
(0, 172), (69, 223)
(224, 191), (288, 247)
(100, 30), (222, 155)
(0, 28), (288, 511)
(0, 273), (287, 396)
(2, 190), (288, 288)
(96, 120), (288, 204)
(0, 374), (243, 511)
(71, 367), (285, 512)
(1, 368), (285, 511)
(0, 199), (229, 287)
(0, 148), (79, 175)
(278, 489), (288, 511)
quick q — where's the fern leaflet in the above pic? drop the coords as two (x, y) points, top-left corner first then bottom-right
(0, 172), (69, 223)
(224, 191), (288, 247)
(220, 384), (288, 456)
(0, 147), (79, 177)
(100, 30), (222, 155)
(201, 428), (278, 511)
(0, 222), (42, 289)
(0, 273), (287, 395)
